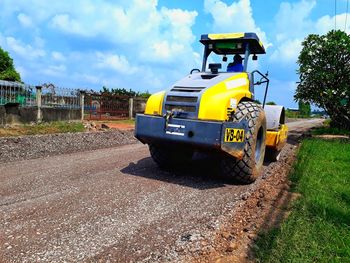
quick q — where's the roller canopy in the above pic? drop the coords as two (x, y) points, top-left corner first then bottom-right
(200, 32), (266, 55)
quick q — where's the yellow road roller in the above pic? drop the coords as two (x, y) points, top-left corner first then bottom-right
(135, 32), (288, 183)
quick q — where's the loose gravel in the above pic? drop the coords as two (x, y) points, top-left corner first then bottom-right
(0, 119), (324, 263)
(0, 130), (137, 163)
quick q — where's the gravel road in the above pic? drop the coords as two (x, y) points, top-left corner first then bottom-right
(0, 130), (137, 163)
(0, 119), (323, 262)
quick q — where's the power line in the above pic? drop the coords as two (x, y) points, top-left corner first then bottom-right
(345, 0), (349, 31)
(335, 0), (337, 30)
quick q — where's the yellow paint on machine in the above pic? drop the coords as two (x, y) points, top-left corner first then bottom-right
(266, 124), (288, 150)
(198, 73), (252, 121)
(144, 91), (165, 115)
(208, 33), (244, 40)
(259, 40), (264, 48)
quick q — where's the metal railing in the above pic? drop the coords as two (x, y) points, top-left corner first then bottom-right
(0, 80), (148, 121)
(0, 80), (36, 106)
(41, 83), (81, 109)
(84, 93), (129, 120)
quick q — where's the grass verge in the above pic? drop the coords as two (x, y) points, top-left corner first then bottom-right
(311, 119), (350, 136)
(254, 138), (350, 262)
(0, 121), (85, 137)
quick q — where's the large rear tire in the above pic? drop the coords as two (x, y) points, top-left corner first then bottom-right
(149, 144), (193, 169)
(220, 101), (266, 184)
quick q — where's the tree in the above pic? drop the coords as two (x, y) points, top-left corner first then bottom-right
(298, 100), (311, 117)
(296, 30), (350, 129)
(101, 86), (151, 98)
(266, 101), (276, 105)
(0, 46), (21, 81)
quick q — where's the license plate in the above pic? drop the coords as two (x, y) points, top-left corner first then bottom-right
(165, 123), (185, 136)
(224, 128), (245, 142)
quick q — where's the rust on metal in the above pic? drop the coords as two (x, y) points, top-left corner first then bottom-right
(221, 144), (244, 159)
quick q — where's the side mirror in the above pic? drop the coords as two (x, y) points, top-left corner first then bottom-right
(252, 54), (258, 61)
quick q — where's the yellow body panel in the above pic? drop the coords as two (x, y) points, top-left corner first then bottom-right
(266, 124), (288, 150)
(144, 91), (165, 116)
(198, 73), (252, 121)
(208, 33), (244, 40)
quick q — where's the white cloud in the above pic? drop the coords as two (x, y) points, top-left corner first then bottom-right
(95, 52), (137, 74)
(0, 0), (200, 90)
(17, 13), (33, 27)
(204, 0), (271, 48)
(51, 14), (86, 36)
(46, 1), (198, 65)
(270, 38), (302, 64)
(41, 64), (66, 77)
(51, 51), (65, 61)
(77, 74), (101, 85)
(50, 64), (66, 72)
(16, 66), (28, 79)
(274, 0), (316, 42)
(0, 0), (200, 92)
(13, 1), (195, 80)
(5, 37), (46, 59)
(316, 13), (350, 34)
(270, 0), (350, 64)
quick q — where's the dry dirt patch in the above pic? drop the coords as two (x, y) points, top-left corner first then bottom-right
(171, 142), (300, 263)
(175, 125), (323, 263)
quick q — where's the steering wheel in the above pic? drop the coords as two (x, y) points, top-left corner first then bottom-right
(190, 68), (200, 74)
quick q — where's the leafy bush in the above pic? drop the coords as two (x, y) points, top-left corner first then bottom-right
(0, 46), (21, 81)
(296, 30), (350, 129)
(101, 86), (151, 98)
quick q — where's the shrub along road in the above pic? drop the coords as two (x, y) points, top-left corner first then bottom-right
(0, 119), (323, 262)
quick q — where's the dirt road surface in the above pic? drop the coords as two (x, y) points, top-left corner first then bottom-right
(0, 119), (323, 262)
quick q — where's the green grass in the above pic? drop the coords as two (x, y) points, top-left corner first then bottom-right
(312, 120), (350, 136)
(0, 121), (85, 137)
(285, 110), (311, 119)
(254, 138), (350, 263)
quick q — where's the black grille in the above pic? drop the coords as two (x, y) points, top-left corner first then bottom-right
(166, 96), (197, 103)
(165, 105), (196, 113)
(171, 86), (205, 92)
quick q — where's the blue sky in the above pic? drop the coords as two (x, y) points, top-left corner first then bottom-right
(0, 0), (346, 107)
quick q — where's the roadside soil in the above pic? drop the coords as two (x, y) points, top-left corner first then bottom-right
(185, 142), (298, 263)
(103, 122), (135, 130)
(184, 119), (324, 263)
(83, 120), (135, 131)
(0, 119), (323, 262)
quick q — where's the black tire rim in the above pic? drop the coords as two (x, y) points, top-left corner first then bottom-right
(255, 126), (263, 164)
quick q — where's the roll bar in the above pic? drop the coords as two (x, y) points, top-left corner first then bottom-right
(251, 70), (270, 108)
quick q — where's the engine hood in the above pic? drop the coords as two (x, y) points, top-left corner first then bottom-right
(162, 72), (251, 121)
